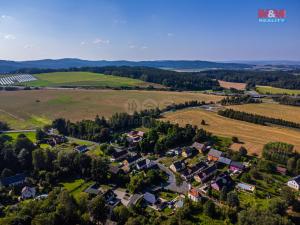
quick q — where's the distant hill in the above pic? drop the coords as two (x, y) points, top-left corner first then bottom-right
(0, 58), (252, 73)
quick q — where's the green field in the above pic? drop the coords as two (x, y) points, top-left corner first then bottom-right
(0, 89), (223, 130)
(24, 71), (161, 88)
(256, 86), (300, 95)
(5, 131), (36, 142)
(60, 179), (94, 199)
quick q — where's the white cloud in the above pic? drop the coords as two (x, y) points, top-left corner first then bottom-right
(167, 33), (174, 37)
(93, 38), (110, 45)
(141, 46), (148, 50)
(3, 34), (16, 40)
(1, 15), (13, 20)
(80, 41), (86, 45)
(24, 44), (33, 49)
(129, 45), (136, 49)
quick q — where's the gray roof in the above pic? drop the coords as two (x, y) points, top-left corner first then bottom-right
(0, 173), (26, 186)
(230, 161), (244, 169)
(208, 149), (223, 158)
(192, 142), (205, 150)
(218, 157), (232, 165)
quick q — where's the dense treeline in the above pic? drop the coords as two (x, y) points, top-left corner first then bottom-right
(0, 121), (9, 131)
(273, 96), (300, 106)
(220, 95), (262, 106)
(52, 108), (161, 142)
(202, 69), (300, 90)
(161, 100), (207, 112)
(218, 109), (300, 129)
(262, 142), (300, 175)
(16, 66), (219, 91)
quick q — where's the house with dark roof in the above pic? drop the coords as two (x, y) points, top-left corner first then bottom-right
(123, 154), (142, 167)
(136, 158), (155, 170)
(287, 175), (300, 190)
(211, 172), (233, 191)
(181, 161), (208, 180)
(111, 149), (128, 162)
(182, 147), (194, 158)
(207, 149), (223, 161)
(170, 161), (185, 173)
(74, 145), (89, 153)
(0, 173), (26, 187)
(194, 164), (217, 183)
(229, 161), (245, 172)
(191, 142), (206, 153)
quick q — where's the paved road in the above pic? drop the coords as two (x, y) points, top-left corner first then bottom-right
(1, 129), (36, 133)
(155, 160), (189, 194)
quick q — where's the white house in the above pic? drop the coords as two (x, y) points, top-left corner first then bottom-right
(188, 187), (201, 202)
(21, 186), (36, 199)
(287, 175), (300, 190)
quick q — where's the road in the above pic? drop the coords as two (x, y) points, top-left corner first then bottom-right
(155, 160), (189, 194)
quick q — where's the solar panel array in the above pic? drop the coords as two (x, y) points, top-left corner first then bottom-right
(0, 74), (37, 86)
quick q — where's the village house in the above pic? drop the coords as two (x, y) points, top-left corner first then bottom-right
(191, 142), (207, 154)
(207, 149), (223, 161)
(236, 182), (256, 192)
(123, 154), (142, 167)
(181, 147), (194, 158)
(143, 192), (157, 205)
(21, 186), (36, 199)
(0, 173), (26, 187)
(126, 130), (144, 145)
(181, 161), (208, 180)
(170, 161), (186, 173)
(229, 161), (245, 172)
(188, 187), (201, 202)
(217, 156), (232, 166)
(194, 164), (217, 183)
(211, 172), (233, 191)
(136, 158), (155, 170)
(287, 175), (300, 190)
(74, 145), (89, 153)
(110, 148), (128, 162)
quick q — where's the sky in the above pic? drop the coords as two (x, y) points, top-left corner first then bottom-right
(0, 0), (299, 61)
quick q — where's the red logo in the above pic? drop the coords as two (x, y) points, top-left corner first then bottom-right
(258, 9), (286, 18)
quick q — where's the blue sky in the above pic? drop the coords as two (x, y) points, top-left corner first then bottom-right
(0, 0), (299, 61)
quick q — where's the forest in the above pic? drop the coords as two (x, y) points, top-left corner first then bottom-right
(273, 96), (300, 106)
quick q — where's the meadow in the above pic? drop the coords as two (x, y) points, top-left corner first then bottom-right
(23, 71), (163, 88)
(256, 85), (300, 95)
(0, 89), (223, 129)
(162, 108), (300, 155)
(227, 102), (300, 124)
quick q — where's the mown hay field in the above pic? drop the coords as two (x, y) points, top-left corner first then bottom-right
(162, 108), (300, 154)
(0, 89), (223, 129)
(218, 80), (246, 90)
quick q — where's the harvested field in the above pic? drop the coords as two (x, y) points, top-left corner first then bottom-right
(227, 102), (300, 124)
(218, 80), (246, 90)
(162, 108), (300, 154)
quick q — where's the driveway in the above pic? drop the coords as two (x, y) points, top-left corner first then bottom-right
(155, 160), (189, 194)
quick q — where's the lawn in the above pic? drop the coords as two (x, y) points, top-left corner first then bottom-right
(23, 71), (162, 88)
(256, 86), (300, 95)
(162, 108), (300, 155)
(5, 131), (36, 142)
(60, 179), (94, 199)
(0, 89), (223, 129)
(227, 102), (300, 124)
(238, 191), (271, 210)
